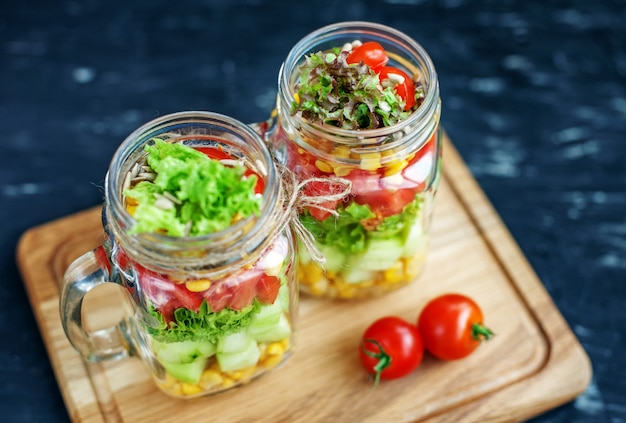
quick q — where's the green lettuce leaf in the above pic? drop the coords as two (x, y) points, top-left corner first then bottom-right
(300, 195), (423, 253)
(147, 300), (261, 343)
(290, 50), (411, 129)
(370, 195), (423, 239)
(125, 139), (262, 237)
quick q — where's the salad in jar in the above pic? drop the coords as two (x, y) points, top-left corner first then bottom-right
(113, 137), (295, 397)
(269, 23), (442, 299)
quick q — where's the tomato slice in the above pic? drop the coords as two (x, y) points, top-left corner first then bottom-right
(194, 146), (233, 161)
(256, 274), (281, 305)
(302, 180), (342, 221)
(346, 169), (381, 196)
(378, 66), (416, 110)
(354, 188), (415, 219)
(206, 282), (234, 313)
(346, 42), (389, 70)
(227, 273), (260, 311)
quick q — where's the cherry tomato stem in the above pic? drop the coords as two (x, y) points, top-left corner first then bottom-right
(359, 316), (424, 385)
(361, 339), (391, 388)
(471, 323), (494, 342)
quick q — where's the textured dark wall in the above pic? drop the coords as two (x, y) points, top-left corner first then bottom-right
(1, 1), (625, 421)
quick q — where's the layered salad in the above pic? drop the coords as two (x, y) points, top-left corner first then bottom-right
(115, 138), (294, 397)
(275, 40), (440, 299)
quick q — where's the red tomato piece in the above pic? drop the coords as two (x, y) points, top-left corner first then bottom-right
(194, 146), (233, 161)
(302, 180), (342, 221)
(346, 169), (382, 196)
(417, 293), (494, 360)
(378, 66), (416, 110)
(256, 274), (281, 305)
(346, 42), (389, 71)
(285, 140), (324, 179)
(206, 282), (233, 313)
(353, 188), (415, 219)
(359, 316), (424, 385)
(227, 281), (258, 311)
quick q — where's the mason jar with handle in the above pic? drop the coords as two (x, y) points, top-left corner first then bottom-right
(266, 21), (442, 300)
(60, 111), (297, 398)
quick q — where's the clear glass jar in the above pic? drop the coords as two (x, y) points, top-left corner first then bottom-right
(267, 22), (442, 299)
(60, 111), (297, 398)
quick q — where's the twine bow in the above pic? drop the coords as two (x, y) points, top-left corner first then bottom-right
(276, 164), (352, 264)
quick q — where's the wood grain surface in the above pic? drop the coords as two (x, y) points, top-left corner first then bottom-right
(17, 135), (592, 423)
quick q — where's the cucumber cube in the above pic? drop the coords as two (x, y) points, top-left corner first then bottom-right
(216, 339), (261, 372)
(248, 314), (292, 343)
(217, 331), (255, 354)
(153, 339), (216, 364)
(160, 356), (208, 384)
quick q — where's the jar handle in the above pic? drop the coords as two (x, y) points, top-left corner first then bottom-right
(59, 245), (133, 362)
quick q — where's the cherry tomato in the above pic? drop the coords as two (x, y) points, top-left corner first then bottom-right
(378, 66), (416, 110)
(417, 293), (494, 360)
(359, 316), (424, 385)
(346, 41), (389, 70)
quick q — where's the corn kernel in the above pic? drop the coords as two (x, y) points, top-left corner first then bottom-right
(331, 145), (351, 158)
(157, 373), (177, 389)
(169, 383), (184, 397)
(185, 279), (212, 292)
(383, 160), (408, 177)
(261, 354), (284, 369)
(333, 165), (352, 177)
(199, 369), (223, 388)
(181, 383), (203, 396)
(227, 366), (256, 381)
(221, 377), (236, 388)
(403, 255), (425, 279)
(383, 261), (406, 284)
(315, 159), (333, 174)
(309, 279), (329, 296)
(359, 152), (382, 171)
(266, 342), (285, 356)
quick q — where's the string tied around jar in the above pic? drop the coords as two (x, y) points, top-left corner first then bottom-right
(111, 155), (352, 278)
(275, 163), (352, 264)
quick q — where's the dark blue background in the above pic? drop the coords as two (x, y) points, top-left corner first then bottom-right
(2, 0), (625, 421)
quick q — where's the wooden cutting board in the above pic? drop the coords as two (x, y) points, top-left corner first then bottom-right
(17, 135), (591, 423)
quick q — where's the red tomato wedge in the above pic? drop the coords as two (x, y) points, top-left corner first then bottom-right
(302, 180), (342, 221)
(346, 42), (389, 70)
(378, 66), (416, 110)
(256, 274), (281, 305)
(354, 188), (416, 219)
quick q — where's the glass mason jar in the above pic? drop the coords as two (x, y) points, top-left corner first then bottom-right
(267, 22), (442, 300)
(60, 111), (297, 398)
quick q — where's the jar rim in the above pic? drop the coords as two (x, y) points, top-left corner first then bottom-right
(278, 21), (440, 141)
(105, 111), (280, 257)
